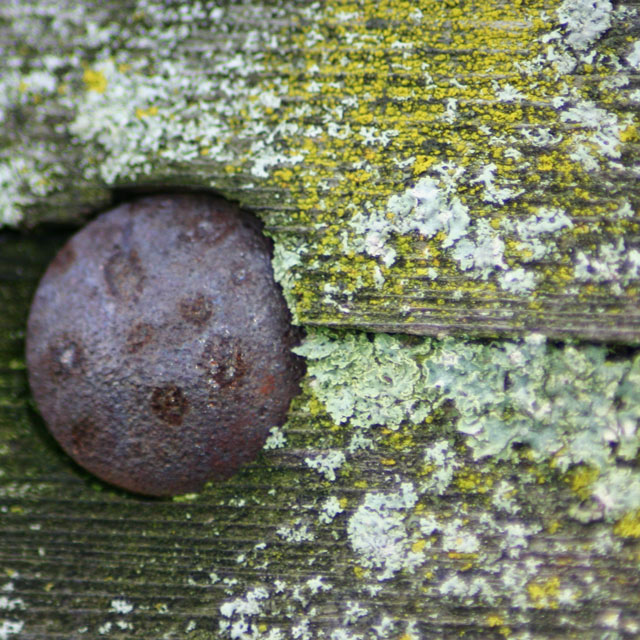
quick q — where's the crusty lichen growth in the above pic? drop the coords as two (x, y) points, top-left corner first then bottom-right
(296, 328), (640, 522)
(210, 324), (640, 638)
(265, 0), (640, 337)
(208, 333), (640, 639)
(3, 1), (640, 638)
(1, 0), (640, 339)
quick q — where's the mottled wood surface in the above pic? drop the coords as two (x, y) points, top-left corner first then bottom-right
(2, 1), (640, 639)
(2, 228), (640, 640)
(2, 0), (640, 341)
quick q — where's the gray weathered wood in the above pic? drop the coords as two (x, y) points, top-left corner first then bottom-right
(2, 0), (640, 341)
(2, 1), (640, 639)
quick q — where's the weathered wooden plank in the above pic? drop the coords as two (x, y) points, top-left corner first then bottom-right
(3, 222), (640, 639)
(2, 2), (640, 640)
(2, 0), (640, 340)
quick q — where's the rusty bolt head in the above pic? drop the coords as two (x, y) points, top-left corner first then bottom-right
(26, 194), (303, 496)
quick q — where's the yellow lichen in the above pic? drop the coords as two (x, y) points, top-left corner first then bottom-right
(527, 576), (560, 609)
(547, 520), (561, 534)
(135, 105), (158, 119)
(613, 510), (640, 538)
(567, 465), (600, 500)
(487, 615), (504, 627)
(82, 67), (107, 93)
(249, 0), (638, 331)
(455, 469), (494, 493)
(411, 539), (427, 553)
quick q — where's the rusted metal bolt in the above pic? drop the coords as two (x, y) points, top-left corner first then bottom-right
(26, 194), (303, 496)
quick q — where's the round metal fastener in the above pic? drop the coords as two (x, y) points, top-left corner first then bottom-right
(26, 194), (303, 496)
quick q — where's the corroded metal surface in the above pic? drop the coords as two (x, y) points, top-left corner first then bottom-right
(26, 194), (303, 496)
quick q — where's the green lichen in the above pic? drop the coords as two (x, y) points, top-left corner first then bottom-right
(297, 328), (640, 520)
(294, 332), (431, 429)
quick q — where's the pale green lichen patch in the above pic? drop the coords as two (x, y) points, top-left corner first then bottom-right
(294, 332), (431, 429)
(557, 0), (613, 52)
(296, 329), (640, 520)
(203, 324), (640, 635)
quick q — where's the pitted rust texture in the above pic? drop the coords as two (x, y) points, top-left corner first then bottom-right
(104, 247), (146, 300)
(150, 385), (190, 426)
(178, 293), (214, 326)
(26, 194), (303, 496)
